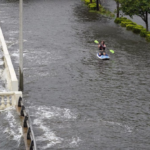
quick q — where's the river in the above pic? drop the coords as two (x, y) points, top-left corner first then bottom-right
(0, 0), (150, 149)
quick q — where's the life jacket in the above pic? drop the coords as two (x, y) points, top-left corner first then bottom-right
(99, 44), (105, 50)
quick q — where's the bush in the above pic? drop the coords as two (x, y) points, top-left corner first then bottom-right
(132, 25), (144, 34)
(140, 29), (147, 37)
(85, 0), (91, 5)
(88, 3), (101, 10)
(121, 21), (127, 27)
(124, 19), (132, 23)
(121, 17), (127, 20)
(88, 3), (96, 10)
(126, 24), (136, 30)
(121, 21), (136, 27)
(114, 17), (126, 24)
(114, 18), (122, 24)
(100, 7), (106, 13)
(146, 34), (150, 42)
(114, 17), (131, 24)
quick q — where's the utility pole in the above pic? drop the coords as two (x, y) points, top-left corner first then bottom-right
(19, 0), (24, 91)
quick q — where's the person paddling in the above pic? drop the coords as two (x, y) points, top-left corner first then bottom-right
(98, 41), (106, 56)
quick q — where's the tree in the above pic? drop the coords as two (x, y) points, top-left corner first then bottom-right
(115, 0), (120, 18)
(96, 0), (99, 11)
(119, 0), (150, 31)
(96, 0), (102, 11)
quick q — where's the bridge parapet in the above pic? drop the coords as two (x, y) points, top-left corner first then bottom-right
(0, 27), (18, 91)
(0, 91), (22, 110)
(0, 25), (37, 150)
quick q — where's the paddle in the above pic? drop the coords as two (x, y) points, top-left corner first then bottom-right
(94, 40), (99, 44)
(109, 50), (115, 54)
(94, 40), (115, 54)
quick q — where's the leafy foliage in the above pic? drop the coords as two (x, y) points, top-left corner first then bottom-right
(114, 17), (127, 23)
(83, 0), (115, 18)
(119, 0), (150, 17)
(119, 0), (150, 31)
(85, 0), (91, 5)
(146, 34), (150, 42)
(121, 21), (136, 27)
(140, 29), (147, 37)
(126, 24), (136, 30)
(88, 3), (97, 10)
(132, 25), (144, 34)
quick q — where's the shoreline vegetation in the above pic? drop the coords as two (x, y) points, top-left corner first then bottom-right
(83, 0), (150, 42)
(83, 0), (115, 18)
(114, 17), (150, 42)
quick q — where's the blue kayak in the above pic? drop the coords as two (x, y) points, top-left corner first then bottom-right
(97, 53), (110, 60)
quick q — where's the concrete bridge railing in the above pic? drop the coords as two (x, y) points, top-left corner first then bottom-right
(0, 91), (22, 110)
(0, 27), (18, 91)
(0, 26), (37, 150)
(0, 26), (20, 110)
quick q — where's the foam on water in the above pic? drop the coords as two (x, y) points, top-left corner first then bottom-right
(28, 105), (80, 149)
(0, 108), (23, 148)
(100, 119), (134, 133)
(69, 136), (82, 147)
(11, 50), (26, 64)
(35, 106), (78, 120)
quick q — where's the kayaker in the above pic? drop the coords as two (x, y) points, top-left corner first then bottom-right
(98, 41), (106, 55)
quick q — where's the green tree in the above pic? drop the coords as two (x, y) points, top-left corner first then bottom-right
(96, 0), (103, 11)
(120, 0), (150, 31)
(115, 0), (120, 18)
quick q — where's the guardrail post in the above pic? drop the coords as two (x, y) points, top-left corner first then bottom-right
(20, 105), (25, 116)
(29, 141), (34, 150)
(23, 115), (28, 127)
(18, 97), (22, 107)
(27, 127), (31, 140)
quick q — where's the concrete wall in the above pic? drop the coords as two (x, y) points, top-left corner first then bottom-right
(0, 27), (18, 91)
